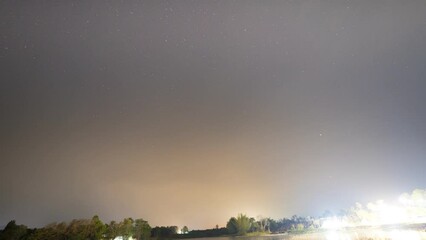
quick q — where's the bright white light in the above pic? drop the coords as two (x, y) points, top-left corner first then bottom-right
(366, 200), (409, 225)
(332, 189), (426, 227)
(389, 230), (423, 240)
(322, 216), (348, 230)
(325, 230), (352, 240)
(114, 237), (135, 240)
(325, 230), (339, 240)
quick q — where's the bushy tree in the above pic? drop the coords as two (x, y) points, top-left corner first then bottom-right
(0, 220), (28, 240)
(134, 219), (151, 240)
(248, 218), (260, 232)
(226, 217), (238, 234)
(236, 214), (251, 235)
(28, 224), (63, 240)
(268, 218), (278, 233)
(226, 214), (251, 235)
(119, 218), (134, 240)
(89, 215), (106, 240)
(258, 217), (269, 232)
(66, 219), (92, 240)
(105, 221), (120, 240)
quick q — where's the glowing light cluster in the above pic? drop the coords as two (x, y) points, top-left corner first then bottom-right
(321, 189), (426, 228)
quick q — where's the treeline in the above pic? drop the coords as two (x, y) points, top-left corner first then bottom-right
(226, 214), (320, 235)
(151, 226), (179, 238)
(0, 216), (153, 240)
(0, 213), (322, 240)
(175, 227), (228, 239)
(176, 214), (321, 238)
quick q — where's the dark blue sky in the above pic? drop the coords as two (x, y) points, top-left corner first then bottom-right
(1, 0), (426, 229)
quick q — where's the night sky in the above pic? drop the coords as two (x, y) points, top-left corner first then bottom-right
(1, 0), (426, 229)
